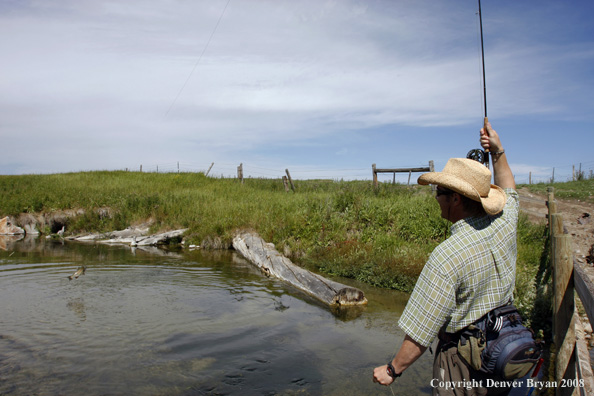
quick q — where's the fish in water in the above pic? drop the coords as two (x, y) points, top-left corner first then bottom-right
(68, 266), (86, 280)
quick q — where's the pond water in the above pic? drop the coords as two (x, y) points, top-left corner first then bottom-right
(0, 237), (434, 395)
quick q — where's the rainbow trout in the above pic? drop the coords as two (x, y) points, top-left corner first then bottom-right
(68, 266), (86, 280)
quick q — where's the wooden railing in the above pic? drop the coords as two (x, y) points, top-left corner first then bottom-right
(547, 187), (594, 395)
(372, 161), (434, 188)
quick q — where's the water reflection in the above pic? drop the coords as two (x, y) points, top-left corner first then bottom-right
(0, 234), (24, 251)
(0, 238), (432, 395)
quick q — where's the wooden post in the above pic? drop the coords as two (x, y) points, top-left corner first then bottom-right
(282, 176), (289, 192)
(552, 167), (555, 183)
(237, 163), (243, 184)
(372, 164), (378, 189)
(407, 170), (412, 186)
(392, 172), (396, 184)
(553, 233), (576, 395)
(572, 165), (575, 181)
(140, 164), (143, 173)
(285, 169), (295, 192)
(550, 212), (563, 344)
(548, 187), (557, 226)
(205, 162), (214, 177)
(429, 161), (435, 192)
(529, 172), (532, 185)
(177, 162), (180, 173)
(549, 213), (564, 238)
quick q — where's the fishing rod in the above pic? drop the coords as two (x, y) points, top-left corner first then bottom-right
(467, 0), (490, 168)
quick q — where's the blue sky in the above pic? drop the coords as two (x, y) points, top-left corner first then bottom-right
(1, 0), (593, 183)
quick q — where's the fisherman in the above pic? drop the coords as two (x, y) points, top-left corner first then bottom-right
(373, 122), (518, 395)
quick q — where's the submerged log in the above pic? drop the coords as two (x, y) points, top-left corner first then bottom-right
(232, 231), (367, 307)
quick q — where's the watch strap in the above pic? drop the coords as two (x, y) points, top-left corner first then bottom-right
(386, 362), (402, 379)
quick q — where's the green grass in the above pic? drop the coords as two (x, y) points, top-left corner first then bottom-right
(520, 178), (594, 203)
(1, 171), (551, 331)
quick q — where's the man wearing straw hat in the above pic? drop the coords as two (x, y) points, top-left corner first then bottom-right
(373, 122), (517, 395)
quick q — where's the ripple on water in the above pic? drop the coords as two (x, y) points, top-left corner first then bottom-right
(0, 242), (431, 395)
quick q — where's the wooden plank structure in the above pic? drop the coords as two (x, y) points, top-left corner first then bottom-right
(547, 187), (594, 396)
(372, 161), (434, 188)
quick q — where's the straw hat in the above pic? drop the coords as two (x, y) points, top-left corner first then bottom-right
(418, 158), (506, 215)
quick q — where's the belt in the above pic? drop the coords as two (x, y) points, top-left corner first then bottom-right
(438, 329), (463, 344)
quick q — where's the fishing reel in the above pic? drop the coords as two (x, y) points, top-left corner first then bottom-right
(466, 149), (488, 166)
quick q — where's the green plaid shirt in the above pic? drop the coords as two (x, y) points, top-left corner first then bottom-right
(399, 189), (519, 347)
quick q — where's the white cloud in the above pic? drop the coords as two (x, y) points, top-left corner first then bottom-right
(1, 0), (593, 175)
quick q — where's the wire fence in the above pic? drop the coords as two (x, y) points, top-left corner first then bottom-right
(127, 161), (428, 183)
(514, 160), (594, 185)
(125, 160), (594, 185)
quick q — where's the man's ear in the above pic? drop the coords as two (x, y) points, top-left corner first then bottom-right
(452, 193), (462, 205)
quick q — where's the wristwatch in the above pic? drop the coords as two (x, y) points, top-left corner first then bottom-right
(386, 362), (402, 380)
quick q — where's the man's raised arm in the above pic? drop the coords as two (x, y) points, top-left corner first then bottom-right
(480, 122), (515, 190)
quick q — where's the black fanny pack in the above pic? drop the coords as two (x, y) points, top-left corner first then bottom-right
(456, 304), (543, 380)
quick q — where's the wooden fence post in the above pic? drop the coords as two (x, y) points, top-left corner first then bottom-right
(282, 176), (290, 192)
(553, 231), (577, 395)
(547, 187), (557, 220)
(205, 162), (214, 177)
(551, 211), (561, 341)
(429, 161), (435, 192)
(237, 163), (243, 184)
(548, 187), (558, 254)
(372, 164), (378, 189)
(285, 169), (295, 192)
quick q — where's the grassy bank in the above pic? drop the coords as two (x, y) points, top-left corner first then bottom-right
(1, 171), (551, 329)
(523, 178), (594, 203)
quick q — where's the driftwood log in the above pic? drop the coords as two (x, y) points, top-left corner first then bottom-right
(74, 228), (187, 246)
(232, 231), (367, 307)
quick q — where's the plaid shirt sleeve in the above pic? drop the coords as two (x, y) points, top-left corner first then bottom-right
(398, 189), (519, 347)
